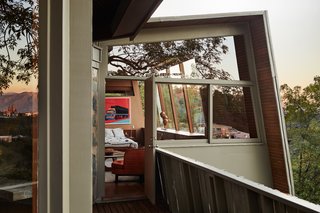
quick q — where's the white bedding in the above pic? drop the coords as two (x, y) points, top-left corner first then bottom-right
(105, 137), (138, 148)
(104, 128), (138, 148)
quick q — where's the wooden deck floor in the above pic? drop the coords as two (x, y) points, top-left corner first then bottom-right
(104, 181), (145, 202)
(93, 199), (171, 213)
(0, 199), (32, 213)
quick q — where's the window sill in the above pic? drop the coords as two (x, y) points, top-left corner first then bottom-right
(157, 127), (205, 137)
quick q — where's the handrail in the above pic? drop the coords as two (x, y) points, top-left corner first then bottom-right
(156, 148), (320, 213)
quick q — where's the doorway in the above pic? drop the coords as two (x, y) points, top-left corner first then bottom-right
(102, 79), (148, 202)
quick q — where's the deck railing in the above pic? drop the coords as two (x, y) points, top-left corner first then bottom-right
(156, 148), (320, 213)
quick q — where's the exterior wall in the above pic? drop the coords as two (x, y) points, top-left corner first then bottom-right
(249, 17), (290, 193)
(102, 12), (292, 195)
(164, 144), (273, 187)
(161, 15), (292, 193)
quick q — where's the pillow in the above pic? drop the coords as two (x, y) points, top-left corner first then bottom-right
(105, 128), (114, 139)
(112, 128), (126, 139)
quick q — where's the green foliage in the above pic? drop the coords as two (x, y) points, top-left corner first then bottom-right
(281, 76), (320, 204)
(0, 138), (33, 184)
(0, 0), (39, 94)
(0, 116), (33, 135)
(0, 116), (34, 185)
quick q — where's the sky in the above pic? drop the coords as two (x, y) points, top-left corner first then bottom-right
(4, 77), (38, 93)
(152, 0), (320, 88)
(4, 0), (319, 93)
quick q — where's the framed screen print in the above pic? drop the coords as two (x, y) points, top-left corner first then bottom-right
(105, 97), (131, 124)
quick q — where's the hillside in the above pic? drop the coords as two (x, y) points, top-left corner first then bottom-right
(0, 92), (38, 113)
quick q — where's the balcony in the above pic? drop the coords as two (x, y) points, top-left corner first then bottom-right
(155, 148), (320, 213)
(94, 148), (320, 213)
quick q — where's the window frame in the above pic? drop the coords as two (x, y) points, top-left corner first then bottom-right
(103, 21), (266, 145)
(154, 77), (264, 144)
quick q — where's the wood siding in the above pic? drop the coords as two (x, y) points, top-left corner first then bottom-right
(250, 17), (289, 193)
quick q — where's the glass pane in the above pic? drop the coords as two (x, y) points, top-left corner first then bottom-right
(157, 83), (207, 140)
(187, 85), (207, 134)
(157, 84), (174, 130)
(108, 35), (251, 81)
(92, 68), (98, 200)
(0, 0), (38, 211)
(172, 85), (189, 132)
(212, 86), (257, 140)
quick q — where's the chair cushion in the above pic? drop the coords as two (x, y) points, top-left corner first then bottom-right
(111, 148), (145, 176)
(111, 160), (124, 169)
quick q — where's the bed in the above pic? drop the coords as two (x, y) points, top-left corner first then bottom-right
(105, 128), (138, 149)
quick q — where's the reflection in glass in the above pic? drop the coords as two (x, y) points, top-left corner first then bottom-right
(156, 83), (207, 140)
(108, 36), (250, 81)
(172, 85), (189, 132)
(187, 85), (207, 134)
(107, 32), (255, 142)
(158, 84), (174, 129)
(212, 86), (257, 139)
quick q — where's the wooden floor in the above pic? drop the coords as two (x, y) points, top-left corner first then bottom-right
(104, 171), (146, 202)
(100, 173), (171, 212)
(104, 181), (145, 202)
(93, 199), (171, 213)
(0, 199), (32, 213)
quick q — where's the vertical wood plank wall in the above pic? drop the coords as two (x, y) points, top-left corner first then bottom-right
(249, 17), (289, 193)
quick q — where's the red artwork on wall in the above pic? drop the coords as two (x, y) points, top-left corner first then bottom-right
(105, 97), (131, 124)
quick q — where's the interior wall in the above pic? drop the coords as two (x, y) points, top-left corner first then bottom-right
(105, 80), (145, 144)
(164, 144), (273, 187)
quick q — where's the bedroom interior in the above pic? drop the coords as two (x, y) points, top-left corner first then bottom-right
(103, 75), (211, 201)
(104, 79), (146, 201)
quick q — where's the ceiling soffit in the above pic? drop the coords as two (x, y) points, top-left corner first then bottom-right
(93, 0), (162, 41)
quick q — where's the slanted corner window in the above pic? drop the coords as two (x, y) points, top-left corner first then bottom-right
(208, 34), (261, 143)
(107, 29), (263, 144)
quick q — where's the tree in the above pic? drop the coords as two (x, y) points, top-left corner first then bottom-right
(0, 0), (38, 94)
(108, 37), (231, 80)
(1, 1), (229, 94)
(281, 76), (320, 204)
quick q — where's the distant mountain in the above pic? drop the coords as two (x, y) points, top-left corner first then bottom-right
(0, 92), (38, 113)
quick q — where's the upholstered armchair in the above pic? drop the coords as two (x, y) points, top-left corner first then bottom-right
(111, 148), (145, 182)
